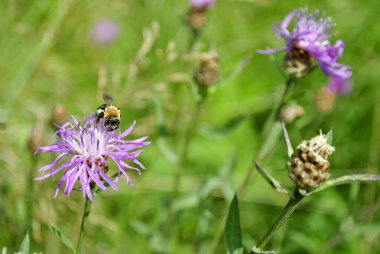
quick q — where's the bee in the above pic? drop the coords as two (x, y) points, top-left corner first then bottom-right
(96, 92), (121, 131)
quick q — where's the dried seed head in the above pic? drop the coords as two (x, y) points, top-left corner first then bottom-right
(280, 103), (305, 123)
(186, 7), (207, 32)
(288, 132), (335, 191)
(315, 87), (336, 112)
(194, 52), (219, 87)
(284, 44), (312, 78)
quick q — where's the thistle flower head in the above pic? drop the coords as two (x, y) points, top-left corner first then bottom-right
(90, 19), (119, 45)
(288, 131), (335, 191)
(190, 0), (215, 9)
(258, 8), (351, 79)
(326, 76), (351, 94)
(35, 114), (150, 201)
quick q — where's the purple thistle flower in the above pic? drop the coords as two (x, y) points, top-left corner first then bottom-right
(35, 114), (150, 201)
(326, 76), (351, 94)
(190, 0), (215, 9)
(90, 19), (119, 45)
(258, 8), (351, 79)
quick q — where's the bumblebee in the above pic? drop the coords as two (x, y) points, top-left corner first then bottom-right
(96, 92), (121, 131)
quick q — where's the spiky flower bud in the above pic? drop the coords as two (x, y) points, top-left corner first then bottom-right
(288, 132), (335, 191)
(186, 7), (207, 32)
(194, 52), (219, 87)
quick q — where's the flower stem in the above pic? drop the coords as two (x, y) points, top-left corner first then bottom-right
(189, 29), (200, 52)
(274, 78), (294, 120)
(75, 195), (92, 254)
(250, 189), (305, 253)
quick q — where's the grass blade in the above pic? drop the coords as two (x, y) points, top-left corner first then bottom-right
(224, 193), (243, 254)
(49, 226), (75, 252)
(19, 232), (30, 254)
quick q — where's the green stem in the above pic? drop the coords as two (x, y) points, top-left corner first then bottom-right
(251, 189), (305, 253)
(26, 157), (38, 226)
(188, 29), (200, 52)
(274, 78), (293, 121)
(75, 195), (92, 254)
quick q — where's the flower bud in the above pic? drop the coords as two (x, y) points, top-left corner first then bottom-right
(288, 132), (335, 191)
(194, 52), (219, 87)
(280, 103), (304, 123)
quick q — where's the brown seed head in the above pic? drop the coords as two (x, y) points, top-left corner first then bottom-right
(288, 133), (335, 191)
(284, 44), (312, 78)
(186, 7), (207, 32)
(194, 52), (219, 87)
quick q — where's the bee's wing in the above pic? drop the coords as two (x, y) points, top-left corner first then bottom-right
(103, 92), (114, 106)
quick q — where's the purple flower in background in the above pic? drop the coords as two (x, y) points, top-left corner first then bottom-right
(35, 115), (150, 201)
(258, 8), (351, 79)
(190, 0), (215, 9)
(90, 19), (119, 45)
(326, 76), (351, 94)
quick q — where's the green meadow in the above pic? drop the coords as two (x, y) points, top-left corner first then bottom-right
(1, 1), (379, 253)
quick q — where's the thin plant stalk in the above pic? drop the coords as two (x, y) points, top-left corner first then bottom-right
(26, 157), (38, 225)
(251, 189), (304, 253)
(75, 195), (92, 254)
(189, 29), (200, 52)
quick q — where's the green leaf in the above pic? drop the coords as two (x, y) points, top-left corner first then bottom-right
(281, 121), (293, 157)
(325, 129), (333, 145)
(251, 246), (277, 254)
(224, 193), (243, 254)
(19, 231), (30, 254)
(216, 115), (247, 135)
(200, 115), (247, 138)
(49, 226), (75, 252)
(309, 174), (380, 195)
(254, 162), (290, 195)
(232, 248), (244, 254)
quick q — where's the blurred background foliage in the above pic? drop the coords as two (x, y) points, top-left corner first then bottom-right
(0, 0), (379, 253)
